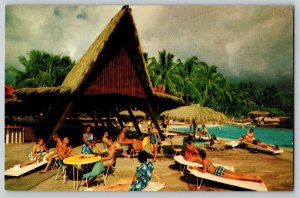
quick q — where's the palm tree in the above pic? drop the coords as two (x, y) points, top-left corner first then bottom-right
(7, 49), (75, 88)
(176, 57), (202, 104)
(195, 62), (225, 106)
(147, 50), (182, 95)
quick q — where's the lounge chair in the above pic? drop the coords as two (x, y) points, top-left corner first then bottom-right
(225, 140), (244, 148)
(243, 142), (284, 154)
(195, 135), (210, 141)
(187, 167), (268, 191)
(5, 158), (47, 177)
(142, 181), (166, 191)
(173, 155), (234, 174)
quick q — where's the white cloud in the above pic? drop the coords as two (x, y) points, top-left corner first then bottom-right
(5, 5), (293, 90)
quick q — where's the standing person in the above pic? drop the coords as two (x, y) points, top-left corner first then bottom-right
(20, 138), (49, 168)
(149, 121), (162, 162)
(91, 150), (165, 191)
(82, 124), (95, 154)
(40, 134), (62, 173)
(102, 131), (109, 150)
(190, 149), (262, 182)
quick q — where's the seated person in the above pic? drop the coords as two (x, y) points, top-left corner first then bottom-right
(244, 128), (255, 143)
(82, 124), (96, 154)
(252, 140), (280, 150)
(91, 150), (165, 191)
(118, 127), (137, 144)
(198, 128), (204, 137)
(190, 149), (262, 182)
(209, 134), (222, 146)
(40, 134), (62, 173)
(184, 136), (202, 164)
(82, 137), (116, 185)
(20, 138), (49, 168)
(57, 137), (74, 160)
(200, 125), (211, 139)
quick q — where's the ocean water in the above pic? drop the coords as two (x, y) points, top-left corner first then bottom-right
(171, 125), (293, 149)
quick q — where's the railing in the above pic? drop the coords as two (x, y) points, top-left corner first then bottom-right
(5, 126), (25, 144)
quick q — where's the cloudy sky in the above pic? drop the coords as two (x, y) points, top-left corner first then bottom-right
(5, 5), (294, 92)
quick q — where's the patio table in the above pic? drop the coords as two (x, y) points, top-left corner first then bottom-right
(63, 154), (101, 190)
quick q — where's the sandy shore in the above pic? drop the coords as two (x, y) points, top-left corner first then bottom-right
(4, 136), (293, 191)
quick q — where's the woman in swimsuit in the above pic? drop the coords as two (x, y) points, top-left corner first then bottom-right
(191, 149), (262, 182)
(185, 136), (203, 164)
(20, 138), (49, 168)
(149, 121), (161, 162)
(82, 124), (95, 154)
(244, 129), (255, 143)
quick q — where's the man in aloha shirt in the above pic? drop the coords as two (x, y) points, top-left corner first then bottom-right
(129, 151), (154, 191)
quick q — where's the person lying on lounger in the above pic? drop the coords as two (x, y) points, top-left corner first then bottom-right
(20, 138), (49, 168)
(190, 149), (262, 182)
(252, 140), (280, 151)
(185, 136), (203, 164)
(91, 150), (165, 191)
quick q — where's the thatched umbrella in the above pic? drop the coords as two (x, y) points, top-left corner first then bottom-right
(119, 110), (146, 118)
(160, 104), (227, 140)
(160, 104), (227, 124)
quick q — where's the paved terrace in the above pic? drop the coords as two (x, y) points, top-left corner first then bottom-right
(5, 136), (293, 191)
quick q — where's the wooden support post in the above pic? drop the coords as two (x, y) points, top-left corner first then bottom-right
(146, 101), (165, 141)
(126, 106), (142, 136)
(47, 101), (74, 144)
(115, 107), (124, 129)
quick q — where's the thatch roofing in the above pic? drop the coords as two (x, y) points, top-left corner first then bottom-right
(119, 109), (146, 118)
(61, 6), (153, 96)
(12, 87), (71, 99)
(11, 6), (183, 107)
(160, 104), (227, 123)
(248, 111), (270, 116)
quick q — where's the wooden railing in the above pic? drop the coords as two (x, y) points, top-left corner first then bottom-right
(5, 126), (25, 144)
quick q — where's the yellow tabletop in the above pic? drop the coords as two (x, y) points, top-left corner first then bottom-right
(63, 154), (101, 165)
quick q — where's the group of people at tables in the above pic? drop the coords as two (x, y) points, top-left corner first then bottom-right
(19, 122), (164, 191)
(239, 129), (280, 151)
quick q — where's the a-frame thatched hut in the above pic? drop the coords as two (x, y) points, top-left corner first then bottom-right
(10, 6), (184, 141)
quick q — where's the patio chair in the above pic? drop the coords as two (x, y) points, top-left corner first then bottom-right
(129, 136), (149, 161)
(55, 159), (67, 183)
(170, 138), (182, 159)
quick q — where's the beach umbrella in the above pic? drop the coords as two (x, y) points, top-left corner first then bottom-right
(160, 104), (227, 123)
(119, 109), (146, 118)
(160, 104), (227, 141)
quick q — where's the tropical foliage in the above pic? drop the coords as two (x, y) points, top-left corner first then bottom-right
(146, 49), (293, 119)
(6, 49), (293, 122)
(6, 49), (75, 88)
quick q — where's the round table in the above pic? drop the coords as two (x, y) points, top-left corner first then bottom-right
(63, 154), (101, 190)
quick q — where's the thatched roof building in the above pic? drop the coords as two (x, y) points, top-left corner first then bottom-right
(9, 6), (184, 140)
